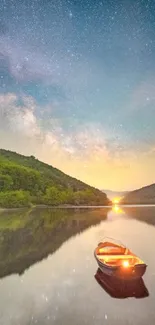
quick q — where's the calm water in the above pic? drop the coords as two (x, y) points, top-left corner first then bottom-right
(0, 205), (155, 325)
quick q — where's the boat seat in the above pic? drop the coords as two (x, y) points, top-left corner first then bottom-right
(97, 254), (133, 260)
(97, 254), (142, 267)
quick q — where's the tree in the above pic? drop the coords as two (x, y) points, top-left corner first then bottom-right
(0, 174), (13, 191)
(44, 187), (62, 205)
(0, 190), (31, 208)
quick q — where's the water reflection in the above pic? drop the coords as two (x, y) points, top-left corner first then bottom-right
(0, 206), (155, 325)
(95, 268), (149, 299)
(123, 206), (155, 226)
(112, 205), (124, 214)
(0, 205), (155, 280)
(0, 207), (109, 279)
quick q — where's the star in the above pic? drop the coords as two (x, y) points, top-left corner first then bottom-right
(69, 11), (73, 18)
(0, 0), (155, 190)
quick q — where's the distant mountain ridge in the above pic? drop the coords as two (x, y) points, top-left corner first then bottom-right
(120, 183), (155, 205)
(102, 189), (128, 200)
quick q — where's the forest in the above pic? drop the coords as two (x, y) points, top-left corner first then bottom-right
(0, 149), (110, 208)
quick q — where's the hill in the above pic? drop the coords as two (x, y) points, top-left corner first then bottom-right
(120, 183), (155, 205)
(0, 149), (110, 208)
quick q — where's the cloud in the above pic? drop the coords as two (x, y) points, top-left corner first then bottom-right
(1, 92), (150, 172)
(0, 93), (154, 191)
(0, 38), (58, 83)
(1, 92), (147, 179)
(63, 124), (109, 159)
(0, 93), (111, 161)
(0, 93), (40, 137)
(0, 50), (67, 111)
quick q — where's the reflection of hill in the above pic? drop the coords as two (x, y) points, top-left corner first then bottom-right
(123, 207), (155, 226)
(0, 207), (109, 279)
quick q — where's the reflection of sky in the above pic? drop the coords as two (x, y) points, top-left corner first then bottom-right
(1, 0), (155, 190)
(0, 209), (155, 324)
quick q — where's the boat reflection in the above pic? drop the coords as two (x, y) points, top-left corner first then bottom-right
(95, 268), (149, 299)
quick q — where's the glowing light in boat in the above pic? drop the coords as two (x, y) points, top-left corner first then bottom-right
(122, 260), (129, 268)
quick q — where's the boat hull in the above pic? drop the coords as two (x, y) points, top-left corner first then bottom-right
(94, 253), (147, 280)
(98, 262), (146, 280)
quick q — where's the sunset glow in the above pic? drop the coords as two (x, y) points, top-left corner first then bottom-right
(113, 198), (121, 204)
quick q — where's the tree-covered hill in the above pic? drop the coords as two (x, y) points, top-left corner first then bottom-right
(120, 183), (155, 205)
(0, 149), (111, 208)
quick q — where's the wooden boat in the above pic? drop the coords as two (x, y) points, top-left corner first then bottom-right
(94, 268), (149, 299)
(94, 238), (147, 280)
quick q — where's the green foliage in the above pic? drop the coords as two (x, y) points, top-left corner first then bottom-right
(44, 186), (63, 205)
(0, 174), (13, 191)
(0, 190), (31, 208)
(0, 149), (110, 208)
(0, 162), (41, 192)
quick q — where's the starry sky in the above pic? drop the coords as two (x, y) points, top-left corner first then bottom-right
(0, 0), (155, 191)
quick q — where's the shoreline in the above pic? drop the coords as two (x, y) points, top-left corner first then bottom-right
(1, 203), (155, 212)
(0, 204), (112, 212)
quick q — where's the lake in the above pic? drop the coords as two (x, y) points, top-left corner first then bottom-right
(0, 205), (155, 325)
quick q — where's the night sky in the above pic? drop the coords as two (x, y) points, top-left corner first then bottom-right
(0, 0), (155, 190)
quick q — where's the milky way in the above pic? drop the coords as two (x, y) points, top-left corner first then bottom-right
(0, 0), (155, 190)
